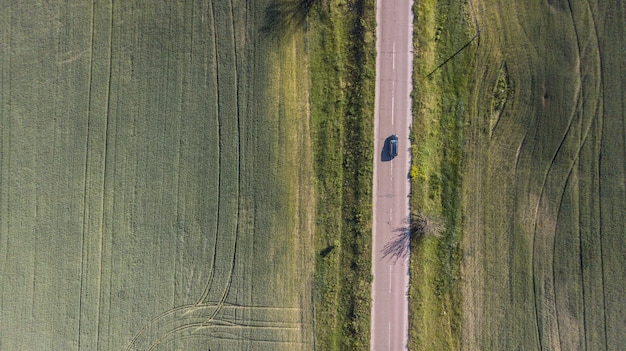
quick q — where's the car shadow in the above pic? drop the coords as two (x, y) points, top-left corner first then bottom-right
(381, 135), (395, 162)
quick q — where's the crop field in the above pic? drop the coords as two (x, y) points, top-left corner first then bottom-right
(0, 1), (314, 350)
(462, 0), (625, 350)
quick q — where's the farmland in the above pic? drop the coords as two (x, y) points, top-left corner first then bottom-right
(462, 0), (625, 350)
(0, 1), (314, 350)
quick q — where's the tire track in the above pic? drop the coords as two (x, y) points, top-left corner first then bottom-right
(557, 3), (603, 348)
(200, 0), (241, 321)
(529, 6), (588, 345)
(133, 304), (302, 351)
(570, 2), (603, 346)
(126, 1), (218, 347)
(145, 319), (302, 351)
(128, 0), (243, 348)
(198, 0), (241, 316)
(466, 1), (609, 349)
(174, 0), (196, 305)
(0, 2), (10, 342)
(96, 2), (117, 349)
(126, 303), (275, 350)
(76, 2), (97, 349)
(551, 166), (576, 351)
(196, 0), (221, 306)
(585, 3), (609, 347)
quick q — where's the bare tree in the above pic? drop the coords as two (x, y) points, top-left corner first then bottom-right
(408, 210), (444, 241)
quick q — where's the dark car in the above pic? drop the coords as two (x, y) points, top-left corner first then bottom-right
(388, 134), (398, 158)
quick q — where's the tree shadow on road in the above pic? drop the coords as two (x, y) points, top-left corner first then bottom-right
(381, 218), (411, 264)
(381, 212), (445, 264)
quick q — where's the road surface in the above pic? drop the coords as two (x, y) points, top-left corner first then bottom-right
(371, 0), (413, 350)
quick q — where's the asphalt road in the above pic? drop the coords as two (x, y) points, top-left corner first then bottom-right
(371, 0), (413, 350)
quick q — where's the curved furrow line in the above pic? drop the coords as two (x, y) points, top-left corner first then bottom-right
(199, 1), (241, 320)
(530, 54), (587, 350)
(197, 0), (221, 305)
(551, 165), (578, 350)
(98, 3), (116, 351)
(530, 201), (544, 351)
(145, 317), (302, 351)
(561, 11), (603, 348)
(211, 332), (306, 345)
(531, 114), (577, 350)
(514, 132), (529, 173)
(142, 334), (209, 349)
(201, 0), (242, 318)
(146, 322), (214, 351)
(126, 303), (264, 351)
(564, 0), (599, 147)
(585, 0), (603, 89)
(203, 226), (239, 321)
(219, 302), (301, 310)
(125, 301), (302, 350)
(213, 308), (303, 329)
(76, 2), (97, 348)
(206, 318), (301, 330)
(124, 303), (217, 351)
(550, 8), (606, 348)
(584, 2), (610, 347)
(126, 2), (221, 348)
(146, 332), (303, 350)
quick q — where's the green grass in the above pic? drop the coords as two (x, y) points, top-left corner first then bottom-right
(408, 0), (475, 349)
(0, 1), (314, 350)
(462, 0), (625, 350)
(309, 0), (376, 350)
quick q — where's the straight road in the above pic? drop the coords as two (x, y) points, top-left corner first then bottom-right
(371, 0), (413, 350)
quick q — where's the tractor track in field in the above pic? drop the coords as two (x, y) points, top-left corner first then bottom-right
(76, 1), (97, 348)
(128, 0), (245, 348)
(96, 3), (116, 350)
(587, 2), (610, 345)
(198, 0), (240, 315)
(143, 313), (302, 351)
(529, 3), (603, 346)
(196, 0), (221, 306)
(125, 302), (301, 351)
(463, 0), (624, 349)
(144, 319), (299, 351)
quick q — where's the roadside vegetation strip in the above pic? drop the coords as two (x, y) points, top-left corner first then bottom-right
(461, 0), (625, 350)
(309, 0), (376, 350)
(407, 0), (475, 349)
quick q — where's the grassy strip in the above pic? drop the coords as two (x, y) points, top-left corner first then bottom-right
(309, 0), (376, 350)
(408, 0), (475, 349)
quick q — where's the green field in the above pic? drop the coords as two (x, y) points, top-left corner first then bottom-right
(0, 1), (314, 350)
(462, 0), (625, 349)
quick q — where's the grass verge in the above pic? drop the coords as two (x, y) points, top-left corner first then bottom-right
(408, 0), (475, 349)
(308, 0), (376, 350)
